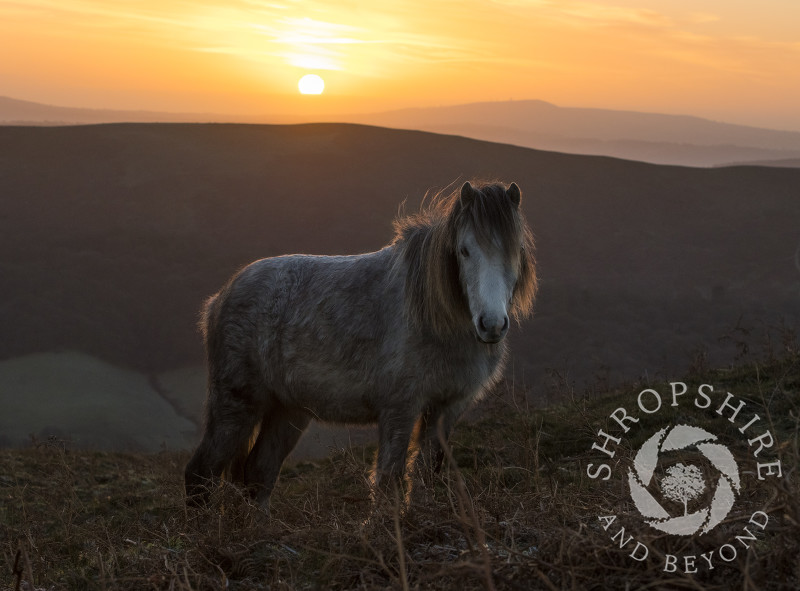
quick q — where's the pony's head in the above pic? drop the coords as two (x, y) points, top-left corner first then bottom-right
(456, 181), (522, 342)
(396, 181), (537, 343)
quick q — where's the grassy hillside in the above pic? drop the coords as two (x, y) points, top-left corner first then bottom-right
(2, 354), (798, 590)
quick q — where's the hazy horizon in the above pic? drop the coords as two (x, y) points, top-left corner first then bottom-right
(7, 94), (800, 168)
(3, 2), (800, 132)
(3, 93), (797, 131)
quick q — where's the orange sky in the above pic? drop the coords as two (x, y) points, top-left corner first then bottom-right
(2, 1), (800, 130)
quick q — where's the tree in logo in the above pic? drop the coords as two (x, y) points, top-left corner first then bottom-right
(628, 424), (740, 536)
(660, 463), (706, 517)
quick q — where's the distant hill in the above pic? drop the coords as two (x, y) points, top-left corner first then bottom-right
(5, 96), (800, 167)
(0, 95), (240, 125)
(1, 123), (798, 449)
(0, 351), (195, 451)
(355, 100), (800, 167)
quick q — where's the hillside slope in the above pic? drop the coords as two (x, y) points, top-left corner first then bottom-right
(1, 123), (799, 447)
(2, 354), (798, 589)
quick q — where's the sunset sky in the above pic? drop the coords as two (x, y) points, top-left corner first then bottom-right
(2, 1), (800, 130)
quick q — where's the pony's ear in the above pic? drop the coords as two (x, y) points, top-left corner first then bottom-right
(460, 181), (476, 208)
(507, 183), (522, 209)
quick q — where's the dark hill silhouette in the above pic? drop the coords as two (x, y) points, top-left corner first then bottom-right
(1, 123), (799, 447)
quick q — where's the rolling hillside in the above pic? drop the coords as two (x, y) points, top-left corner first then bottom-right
(1, 123), (799, 449)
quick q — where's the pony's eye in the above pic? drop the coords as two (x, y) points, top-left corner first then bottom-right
(460, 247), (470, 258)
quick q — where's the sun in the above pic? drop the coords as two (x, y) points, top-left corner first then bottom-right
(298, 74), (325, 95)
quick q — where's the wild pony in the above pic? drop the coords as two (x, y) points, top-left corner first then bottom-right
(185, 181), (537, 511)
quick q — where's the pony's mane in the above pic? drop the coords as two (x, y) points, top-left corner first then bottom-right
(392, 181), (537, 339)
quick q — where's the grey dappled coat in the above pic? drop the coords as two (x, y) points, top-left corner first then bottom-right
(185, 181), (537, 511)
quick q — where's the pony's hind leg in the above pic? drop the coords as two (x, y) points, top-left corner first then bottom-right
(184, 386), (262, 506)
(244, 405), (311, 512)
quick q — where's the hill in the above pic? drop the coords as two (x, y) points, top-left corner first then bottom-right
(1, 123), (799, 449)
(719, 158), (800, 169)
(356, 100), (800, 167)
(0, 352), (196, 451)
(0, 95), (235, 125)
(6, 95), (800, 167)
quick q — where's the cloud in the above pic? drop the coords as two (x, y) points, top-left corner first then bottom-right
(4, 0), (799, 102)
(557, 2), (673, 28)
(687, 12), (720, 25)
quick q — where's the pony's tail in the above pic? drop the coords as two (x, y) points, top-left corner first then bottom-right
(198, 293), (219, 342)
(198, 290), (261, 485)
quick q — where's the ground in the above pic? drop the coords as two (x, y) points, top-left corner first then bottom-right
(2, 355), (799, 590)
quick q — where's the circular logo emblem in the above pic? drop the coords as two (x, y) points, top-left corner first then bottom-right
(627, 424), (741, 536)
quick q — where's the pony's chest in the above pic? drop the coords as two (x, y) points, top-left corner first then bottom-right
(418, 341), (505, 397)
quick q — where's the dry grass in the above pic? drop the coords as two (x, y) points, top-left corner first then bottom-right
(2, 354), (799, 590)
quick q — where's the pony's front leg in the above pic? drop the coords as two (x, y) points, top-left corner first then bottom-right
(373, 410), (416, 498)
(412, 399), (468, 480)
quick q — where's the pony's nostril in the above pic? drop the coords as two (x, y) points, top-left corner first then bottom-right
(479, 316), (488, 332)
(502, 316), (509, 332)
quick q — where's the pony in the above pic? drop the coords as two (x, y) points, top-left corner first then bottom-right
(185, 181), (537, 511)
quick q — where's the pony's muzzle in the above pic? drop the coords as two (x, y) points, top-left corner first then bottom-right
(477, 314), (509, 343)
